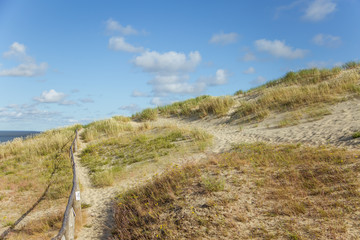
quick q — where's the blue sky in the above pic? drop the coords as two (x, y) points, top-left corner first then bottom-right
(0, 0), (359, 130)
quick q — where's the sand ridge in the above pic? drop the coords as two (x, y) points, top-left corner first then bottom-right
(75, 98), (359, 239)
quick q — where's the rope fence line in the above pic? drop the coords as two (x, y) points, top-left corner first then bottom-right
(52, 129), (82, 240)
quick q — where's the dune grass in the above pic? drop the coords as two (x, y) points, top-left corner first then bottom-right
(80, 125), (212, 187)
(276, 104), (331, 128)
(132, 108), (158, 122)
(81, 117), (133, 142)
(0, 125), (81, 239)
(113, 142), (360, 239)
(132, 96), (235, 122)
(234, 68), (360, 124)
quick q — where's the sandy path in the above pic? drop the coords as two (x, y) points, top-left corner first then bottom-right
(74, 128), (206, 239)
(73, 130), (117, 240)
(156, 98), (360, 152)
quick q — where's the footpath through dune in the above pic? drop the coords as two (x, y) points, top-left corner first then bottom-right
(75, 99), (359, 239)
(74, 130), (118, 240)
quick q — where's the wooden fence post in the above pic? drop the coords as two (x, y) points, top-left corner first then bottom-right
(73, 176), (82, 233)
(65, 207), (75, 240)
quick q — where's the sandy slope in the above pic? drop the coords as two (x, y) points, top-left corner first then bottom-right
(156, 98), (360, 152)
(75, 98), (359, 239)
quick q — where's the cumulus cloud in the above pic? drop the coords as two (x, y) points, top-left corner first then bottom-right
(131, 90), (148, 97)
(132, 50), (229, 106)
(209, 32), (239, 45)
(133, 50), (201, 73)
(109, 37), (144, 52)
(198, 69), (229, 86)
(0, 104), (58, 122)
(242, 52), (256, 62)
(255, 39), (308, 59)
(3, 42), (27, 58)
(34, 89), (67, 103)
(243, 67), (255, 74)
(250, 76), (267, 86)
(150, 97), (163, 106)
(312, 33), (341, 47)
(106, 19), (138, 35)
(119, 103), (141, 114)
(303, 0), (336, 21)
(0, 42), (48, 77)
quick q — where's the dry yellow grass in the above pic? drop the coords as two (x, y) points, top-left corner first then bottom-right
(81, 117), (133, 142)
(0, 124), (80, 239)
(235, 69), (360, 124)
(113, 143), (360, 239)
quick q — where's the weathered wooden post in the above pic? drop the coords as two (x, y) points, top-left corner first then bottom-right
(74, 130), (78, 152)
(65, 207), (75, 240)
(73, 175), (82, 233)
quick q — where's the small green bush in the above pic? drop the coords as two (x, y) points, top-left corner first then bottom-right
(342, 61), (360, 70)
(132, 108), (158, 121)
(352, 132), (360, 139)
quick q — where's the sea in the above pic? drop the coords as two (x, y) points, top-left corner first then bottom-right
(0, 131), (41, 144)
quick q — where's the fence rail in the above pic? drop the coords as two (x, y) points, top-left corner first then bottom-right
(52, 129), (82, 240)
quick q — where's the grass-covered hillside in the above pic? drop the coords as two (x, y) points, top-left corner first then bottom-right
(80, 119), (211, 188)
(0, 125), (81, 240)
(133, 63), (360, 127)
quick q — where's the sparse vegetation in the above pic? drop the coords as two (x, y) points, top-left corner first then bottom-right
(277, 105), (331, 128)
(113, 143), (360, 239)
(132, 108), (158, 121)
(132, 96), (235, 121)
(342, 61), (360, 69)
(81, 118), (133, 142)
(157, 95), (210, 117)
(80, 126), (212, 187)
(234, 68), (360, 124)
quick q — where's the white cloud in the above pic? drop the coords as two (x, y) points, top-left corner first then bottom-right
(303, 0), (336, 21)
(119, 104), (140, 114)
(307, 60), (343, 68)
(213, 69), (228, 85)
(108, 37), (144, 52)
(133, 50), (201, 73)
(106, 19), (138, 35)
(243, 67), (255, 74)
(0, 62), (48, 77)
(131, 90), (148, 97)
(255, 39), (308, 59)
(0, 104), (58, 122)
(199, 69), (229, 86)
(312, 33), (341, 47)
(150, 97), (163, 106)
(209, 32), (239, 45)
(3, 42), (26, 58)
(0, 42), (48, 77)
(275, 0), (305, 19)
(34, 89), (66, 103)
(80, 98), (94, 103)
(250, 76), (267, 86)
(133, 50), (228, 98)
(242, 52), (256, 61)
